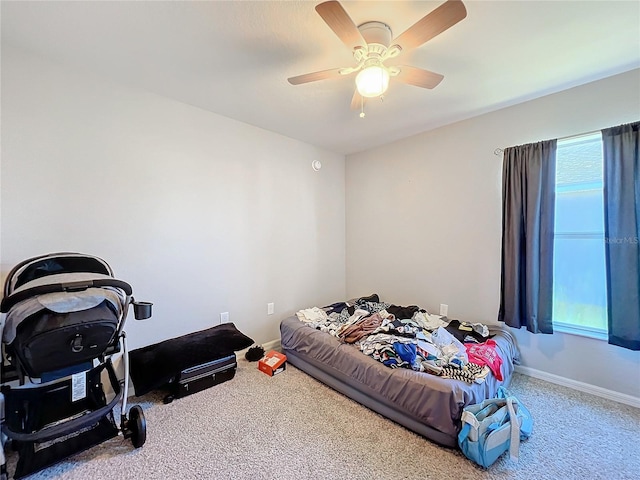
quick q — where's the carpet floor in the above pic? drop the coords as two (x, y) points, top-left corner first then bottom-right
(5, 357), (639, 479)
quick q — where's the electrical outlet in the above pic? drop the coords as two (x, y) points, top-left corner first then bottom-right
(220, 312), (229, 324)
(267, 303), (274, 315)
(439, 304), (448, 316)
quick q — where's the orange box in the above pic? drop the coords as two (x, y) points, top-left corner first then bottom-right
(258, 350), (287, 376)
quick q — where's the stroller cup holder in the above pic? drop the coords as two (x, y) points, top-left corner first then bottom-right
(132, 300), (153, 320)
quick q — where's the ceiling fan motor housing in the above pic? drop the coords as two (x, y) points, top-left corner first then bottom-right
(358, 21), (392, 47)
(354, 22), (394, 66)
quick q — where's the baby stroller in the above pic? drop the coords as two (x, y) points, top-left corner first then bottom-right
(0, 252), (152, 479)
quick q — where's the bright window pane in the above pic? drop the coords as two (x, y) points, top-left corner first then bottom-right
(556, 134), (603, 188)
(553, 236), (608, 330)
(555, 188), (604, 233)
(553, 133), (607, 333)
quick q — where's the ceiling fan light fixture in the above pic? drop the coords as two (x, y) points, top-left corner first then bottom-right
(355, 65), (390, 98)
(289, 1), (468, 111)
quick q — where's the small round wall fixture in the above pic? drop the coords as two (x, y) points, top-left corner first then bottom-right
(312, 160), (322, 171)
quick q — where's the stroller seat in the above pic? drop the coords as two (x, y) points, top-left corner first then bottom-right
(5, 285), (123, 379)
(0, 252), (152, 479)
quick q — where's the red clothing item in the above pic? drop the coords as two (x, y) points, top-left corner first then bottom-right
(465, 340), (503, 381)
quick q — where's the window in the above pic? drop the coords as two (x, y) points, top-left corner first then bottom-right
(553, 133), (608, 338)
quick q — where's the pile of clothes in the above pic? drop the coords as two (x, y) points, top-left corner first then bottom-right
(295, 294), (503, 384)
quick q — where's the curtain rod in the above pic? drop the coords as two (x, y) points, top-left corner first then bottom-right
(494, 128), (603, 156)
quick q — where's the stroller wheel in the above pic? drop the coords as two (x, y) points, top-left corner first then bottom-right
(128, 405), (147, 448)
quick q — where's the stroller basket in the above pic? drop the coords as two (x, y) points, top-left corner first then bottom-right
(0, 252), (152, 479)
(2, 360), (121, 442)
(2, 361), (122, 479)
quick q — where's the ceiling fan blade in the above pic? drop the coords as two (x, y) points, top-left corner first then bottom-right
(315, 1), (367, 51)
(395, 66), (444, 89)
(288, 68), (344, 85)
(350, 90), (367, 111)
(392, 0), (467, 51)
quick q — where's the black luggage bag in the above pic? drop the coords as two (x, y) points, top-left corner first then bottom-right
(163, 353), (237, 404)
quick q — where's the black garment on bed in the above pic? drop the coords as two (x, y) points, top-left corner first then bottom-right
(386, 304), (423, 320)
(445, 319), (494, 343)
(324, 302), (350, 314)
(129, 323), (253, 396)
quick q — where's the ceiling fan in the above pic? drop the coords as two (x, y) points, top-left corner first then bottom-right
(288, 0), (467, 114)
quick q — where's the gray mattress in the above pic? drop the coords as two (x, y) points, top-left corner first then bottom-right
(280, 315), (519, 448)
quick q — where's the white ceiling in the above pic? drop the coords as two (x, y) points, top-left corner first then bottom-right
(2, 1), (639, 155)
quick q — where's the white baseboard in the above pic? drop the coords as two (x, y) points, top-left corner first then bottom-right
(515, 365), (640, 409)
(237, 338), (282, 359)
(263, 338), (282, 352)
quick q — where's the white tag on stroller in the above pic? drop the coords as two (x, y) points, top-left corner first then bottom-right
(71, 372), (87, 402)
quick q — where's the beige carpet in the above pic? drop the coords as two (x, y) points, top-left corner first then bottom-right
(6, 357), (640, 480)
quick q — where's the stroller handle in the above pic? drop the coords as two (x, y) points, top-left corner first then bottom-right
(0, 278), (133, 313)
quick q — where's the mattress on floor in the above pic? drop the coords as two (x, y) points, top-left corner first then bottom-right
(280, 315), (519, 447)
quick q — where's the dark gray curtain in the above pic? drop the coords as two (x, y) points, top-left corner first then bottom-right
(499, 140), (557, 333)
(602, 121), (640, 351)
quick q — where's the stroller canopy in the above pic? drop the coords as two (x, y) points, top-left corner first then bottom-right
(4, 252), (113, 298)
(1, 253), (128, 344)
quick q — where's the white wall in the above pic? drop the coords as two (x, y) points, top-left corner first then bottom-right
(1, 45), (346, 349)
(346, 69), (640, 399)
(2, 44), (638, 401)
